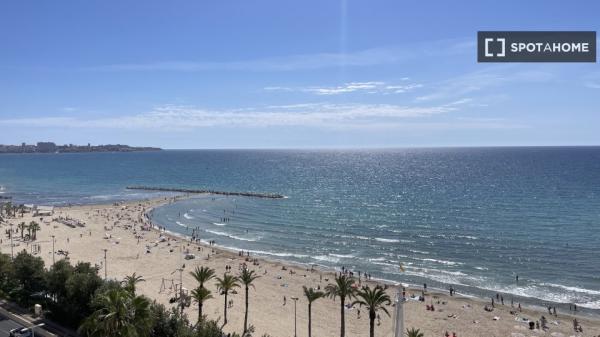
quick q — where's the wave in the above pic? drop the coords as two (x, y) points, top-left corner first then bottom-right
(212, 222), (226, 226)
(329, 253), (355, 258)
(183, 213), (194, 219)
(340, 235), (370, 240)
(578, 300), (600, 309)
(205, 229), (258, 242)
(418, 258), (463, 266)
(313, 255), (340, 263)
(540, 283), (600, 296)
(175, 221), (188, 227)
(218, 247), (309, 259)
(375, 238), (400, 243)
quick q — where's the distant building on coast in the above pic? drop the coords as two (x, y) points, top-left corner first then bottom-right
(0, 142), (161, 154)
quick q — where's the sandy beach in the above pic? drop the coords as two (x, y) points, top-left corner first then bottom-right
(2, 196), (599, 337)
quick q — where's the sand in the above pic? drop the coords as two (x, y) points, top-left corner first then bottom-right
(1, 197), (599, 337)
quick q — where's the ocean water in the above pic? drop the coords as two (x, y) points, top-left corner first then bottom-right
(1, 148), (599, 313)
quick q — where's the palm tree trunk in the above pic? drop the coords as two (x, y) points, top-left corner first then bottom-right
(244, 285), (249, 333)
(369, 310), (375, 337)
(340, 297), (345, 337)
(224, 292), (228, 325)
(308, 302), (312, 337)
(198, 301), (203, 324)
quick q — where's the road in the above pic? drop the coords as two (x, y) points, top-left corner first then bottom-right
(0, 314), (22, 336)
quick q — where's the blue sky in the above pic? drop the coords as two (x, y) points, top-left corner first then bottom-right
(1, 1), (599, 149)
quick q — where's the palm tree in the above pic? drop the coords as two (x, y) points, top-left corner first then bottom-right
(190, 266), (215, 289)
(215, 273), (240, 325)
(191, 286), (213, 324)
(4, 202), (12, 217)
(17, 222), (26, 238)
(303, 286), (325, 337)
(325, 274), (356, 337)
(352, 285), (391, 337)
(28, 221), (41, 240)
(78, 288), (152, 337)
(406, 328), (424, 337)
(122, 272), (145, 295)
(239, 268), (260, 334)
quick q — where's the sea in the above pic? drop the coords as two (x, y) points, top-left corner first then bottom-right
(1, 147), (599, 314)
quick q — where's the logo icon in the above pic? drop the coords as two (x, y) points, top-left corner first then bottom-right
(484, 38), (505, 57)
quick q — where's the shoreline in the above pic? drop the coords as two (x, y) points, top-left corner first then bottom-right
(145, 195), (600, 316)
(2, 195), (599, 336)
(141, 197), (600, 321)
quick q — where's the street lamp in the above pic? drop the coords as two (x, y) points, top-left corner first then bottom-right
(393, 290), (405, 337)
(51, 235), (56, 265)
(102, 249), (108, 279)
(29, 322), (45, 337)
(291, 296), (299, 337)
(9, 223), (14, 259)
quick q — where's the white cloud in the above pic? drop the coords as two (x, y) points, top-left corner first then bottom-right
(0, 102), (459, 130)
(265, 81), (423, 95)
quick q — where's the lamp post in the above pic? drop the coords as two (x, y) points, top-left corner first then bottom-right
(102, 249), (108, 279)
(291, 296), (299, 337)
(393, 290), (405, 337)
(29, 322), (45, 337)
(9, 223), (14, 259)
(51, 235), (56, 265)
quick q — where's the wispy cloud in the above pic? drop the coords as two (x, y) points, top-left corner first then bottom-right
(586, 82), (600, 89)
(264, 80), (423, 95)
(0, 101), (467, 130)
(583, 71), (600, 89)
(416, 65), (556, 102)
(81, 38), (473, 72)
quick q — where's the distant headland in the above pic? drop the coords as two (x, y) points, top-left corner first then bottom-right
(0, 142), (161, 154)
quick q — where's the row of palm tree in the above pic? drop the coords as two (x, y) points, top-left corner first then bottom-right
(15, 221), (41, 240)
(187, 265), (392, 337)
(0, 202), (26, 218)
(78, 264), (420, 337)
(189, 265), (260, 335)
(322, 274), (392, 337)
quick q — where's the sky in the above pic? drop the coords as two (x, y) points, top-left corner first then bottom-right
(0, 1), (599, 149)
